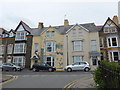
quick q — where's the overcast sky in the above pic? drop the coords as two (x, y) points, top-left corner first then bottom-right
(0, 0), (119, 30)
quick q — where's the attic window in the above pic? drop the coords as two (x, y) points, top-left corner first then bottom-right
(111, 28), (117, 33)
(9, 32), (14, 37)
(104, 28), (109, 33)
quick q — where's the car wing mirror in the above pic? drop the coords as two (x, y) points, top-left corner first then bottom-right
(72, 64), (74, 66)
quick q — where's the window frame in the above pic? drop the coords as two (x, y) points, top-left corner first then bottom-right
(107, 37), (118, 48)
(91, 40), (97, 51)
(15, 31), (26, 40)
(73, 40), (83, 51)
(73, 56), (83, 63)
(14, 43), (26, 53)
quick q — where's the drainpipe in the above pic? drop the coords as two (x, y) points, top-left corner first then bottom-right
(66, 35), (69, 65)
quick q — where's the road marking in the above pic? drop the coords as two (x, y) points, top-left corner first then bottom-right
(62, 76), (92, 90)
(0, 75), (18, 86)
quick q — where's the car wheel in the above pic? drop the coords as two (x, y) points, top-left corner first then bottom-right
(33, 68), (37, 72)
(84, 67), (90, 72)
(13, 68), (17, 72)
(67, 68), (72, 72)
(2, 68), (3, 71)
(48, 68), (52, 72)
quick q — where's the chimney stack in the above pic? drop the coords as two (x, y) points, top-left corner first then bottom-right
(38, 22), (44, 29)
(112, 16), (119, 25)
(64, 19), (69, 26)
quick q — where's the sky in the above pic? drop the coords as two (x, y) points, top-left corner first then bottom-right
(0, 0), (120, 30)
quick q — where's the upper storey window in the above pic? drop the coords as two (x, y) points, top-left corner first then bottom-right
(15, 31), (26, 40)
(104, 28), (117, 33)
(104, 28), (109, 33)
(107, 37), (118, 47)
(72, 28), (83, 37)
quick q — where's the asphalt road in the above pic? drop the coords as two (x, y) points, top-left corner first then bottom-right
(2, 70), (93, 88)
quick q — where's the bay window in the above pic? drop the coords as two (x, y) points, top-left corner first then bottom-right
(14, 43), (26, 53)
(15, 31), (26, 40)
(13, 56), (25, 67)
(45, 41), (56, 52)
(73, 56), (83, 63)
(73, 40), (83, 51)
(7, 44), (13, 54)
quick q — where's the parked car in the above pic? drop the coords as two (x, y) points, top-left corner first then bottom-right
(32, 62), (56, 72)
(64, 61), (91, 72)
(1, 63), (23, 71)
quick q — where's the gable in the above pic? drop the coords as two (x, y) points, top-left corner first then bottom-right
(66, 24), (89, 34)
(104, 20), (117, 27)
(17, 25), (25, 31)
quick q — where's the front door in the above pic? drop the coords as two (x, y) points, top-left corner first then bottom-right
(46, 56), (54, 66)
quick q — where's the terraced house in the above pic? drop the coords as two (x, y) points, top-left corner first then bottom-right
(1, 19), (101, 70)
(31, 19), (100, 70)
(0, 21), (33, 68)
(98, 16), (120, 62)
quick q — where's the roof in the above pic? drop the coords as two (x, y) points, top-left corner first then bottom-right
(80, 23), (98, 32)
(31, 27), (48, 35)
(30, 23), (98, 35)
(15, 21), (32, 33)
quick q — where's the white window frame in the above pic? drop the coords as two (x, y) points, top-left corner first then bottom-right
(107, 37), (118, 48)
(15, 31), (26, 40)
(13, 56), (25, 67)
(91, 40), (97, 51)
(45, 41), (56, 52)
(73, 40), (83, 51)
(14, 43), (26, 53)
(109, 51), (120, 61)
(7, 44), (13, 54)
(73, 56), (83, 63)
(45, 56), (55, 66)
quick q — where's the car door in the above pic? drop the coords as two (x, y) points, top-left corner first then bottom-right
(79, 62), (86, 70)
(72, 62), (81, 70)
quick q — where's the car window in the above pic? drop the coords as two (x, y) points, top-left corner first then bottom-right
(73, 62), (80, 65)
(80, 62), (87, 65)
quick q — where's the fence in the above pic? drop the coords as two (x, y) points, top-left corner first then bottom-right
(99, 62), (120, 88)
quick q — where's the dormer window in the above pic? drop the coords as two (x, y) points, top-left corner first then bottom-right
(9, 32), (14, 37)
(15, 31), (26, 40)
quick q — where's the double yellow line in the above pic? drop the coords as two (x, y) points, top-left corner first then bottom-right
(0, 75), (18, 86)
(62, 76), (92, 90)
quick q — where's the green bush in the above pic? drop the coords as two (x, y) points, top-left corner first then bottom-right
(93, 60), (120, 89)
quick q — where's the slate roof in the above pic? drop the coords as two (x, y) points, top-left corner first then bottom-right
(31, 27), (48, 35)
(80, 23), (99, 32)
(30, 23), (98, 35)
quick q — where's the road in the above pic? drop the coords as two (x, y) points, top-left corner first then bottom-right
(2, 70), (93, 88)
